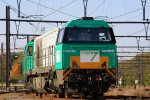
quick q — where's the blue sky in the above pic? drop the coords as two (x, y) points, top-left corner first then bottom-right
(0, 0), (150, 52)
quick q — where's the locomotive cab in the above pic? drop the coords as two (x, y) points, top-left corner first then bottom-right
(22, 39), (34, 78)
(55, 19), (117, 69)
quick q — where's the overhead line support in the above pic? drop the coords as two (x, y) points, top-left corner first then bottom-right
(141, 0), (147, 20)
(83, 0), (88, 17)
(115, 35), (150, 38)
(107, 21), (150, 24)
(0, 18), (67, 23)
(17, 0), (22, 17)
(1, 19), (150, 24)
(0, 34), (40, 36)
(1, 43), (4, 86)
(6, 6), (10, 92)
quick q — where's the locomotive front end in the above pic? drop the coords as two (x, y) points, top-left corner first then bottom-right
(55, 19), (117, 96)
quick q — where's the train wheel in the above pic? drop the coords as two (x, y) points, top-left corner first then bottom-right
(81, 93), (87, 99)
(56, 94), (59, 98)
(57, 92), (64, 98)
(65, 94), (68, 99)
(92, 93), (99, 100)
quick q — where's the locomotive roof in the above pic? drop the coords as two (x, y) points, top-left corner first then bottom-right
(62, 19), (110, 28)
(27, 39), (34, 45)
(34, 28), (59, 41)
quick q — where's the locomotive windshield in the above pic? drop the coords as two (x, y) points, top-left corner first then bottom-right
(58, 27), (116, 43)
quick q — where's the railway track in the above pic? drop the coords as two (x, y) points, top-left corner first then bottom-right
(0, 85), (150, 99)
(0, 91), (150, 100)
(32, 90), (150, 100)
(105, 95), (150, 100)
(28, 93), (150, 100)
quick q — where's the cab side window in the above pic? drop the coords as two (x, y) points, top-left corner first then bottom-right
(57, 29), (65, 44)
(28, 46), (33, 56)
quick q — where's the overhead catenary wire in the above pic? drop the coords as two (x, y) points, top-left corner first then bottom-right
(109, 2), (150, 41)
(1, 18), (150, 24)
(116, 28), (148, 40)
(115, 21), (150, 41)
(34, 0), (43, 34)
(88, 0), (106, 16)
(26, 0), (79, 19)
(109, 6), (149, 20)
(41, 0), (78, 19)
(1, 1), (150, 43)
(1, 0), (150, 33)
(35, 0), (41, 15)
(1, 0), (41, 32)
(0, 0), (149, 50)
(1, 0), (18, 13)
(34, 0), (78, 34)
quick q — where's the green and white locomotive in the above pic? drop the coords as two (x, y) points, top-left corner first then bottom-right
(22, 17), (117, 97)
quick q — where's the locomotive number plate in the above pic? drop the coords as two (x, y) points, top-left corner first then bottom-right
(80, 50), (99, 62)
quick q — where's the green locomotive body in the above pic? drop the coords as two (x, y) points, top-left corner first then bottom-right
(22, 39), (34, 75)
(22, 17), (117, 97)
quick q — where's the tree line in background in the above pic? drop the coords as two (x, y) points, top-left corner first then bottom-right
(0, 51), (23, 83)
(118, 52), (150, 86)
